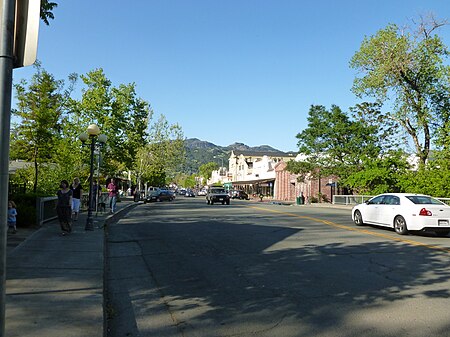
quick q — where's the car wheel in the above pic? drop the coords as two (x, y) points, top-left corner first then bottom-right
(354, 210), (364, 226)
(226, 200), (230, 205)
(206, 199), (210, 205)
(394, 216), (408, 235)
(211, 200), (214, 205)
(435, 231), (450, 237)
(221, 201), (225, 205)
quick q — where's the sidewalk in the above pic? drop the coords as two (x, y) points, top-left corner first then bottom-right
(5, 198), (137, 337)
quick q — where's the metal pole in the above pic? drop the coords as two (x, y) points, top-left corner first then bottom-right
(0, 0), (15, 335)
(85, 137), (96, 231)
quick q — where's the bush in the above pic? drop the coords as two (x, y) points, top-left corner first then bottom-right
(9, 192), (48, 227)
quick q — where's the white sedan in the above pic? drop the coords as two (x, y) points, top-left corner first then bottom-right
(352, 193), (450, 236)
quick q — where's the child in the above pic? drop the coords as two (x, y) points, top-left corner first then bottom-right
(8, 200), (17, 234)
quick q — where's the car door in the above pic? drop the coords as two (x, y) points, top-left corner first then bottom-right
(364, 195), (386, 224)
(378, 195), (401, 227)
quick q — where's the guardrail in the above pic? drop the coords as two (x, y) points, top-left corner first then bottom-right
(332, 195), (372, 205)
(333, 194), (450, 206)
(36, 196), (58, 226)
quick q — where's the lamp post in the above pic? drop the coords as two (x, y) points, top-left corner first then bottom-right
(79, 124), (107, 231)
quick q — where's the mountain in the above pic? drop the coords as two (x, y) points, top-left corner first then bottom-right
(183, 138), (294, 174)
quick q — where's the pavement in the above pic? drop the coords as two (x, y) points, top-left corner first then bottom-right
(4, 196), (351, 337)
(5, 197), (138, 337)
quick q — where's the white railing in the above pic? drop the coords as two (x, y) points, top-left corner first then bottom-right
(333, 195), (372, 205)
(333, 194), (450, 206)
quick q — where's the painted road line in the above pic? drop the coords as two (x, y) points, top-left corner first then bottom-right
(248, 206), (450, 254)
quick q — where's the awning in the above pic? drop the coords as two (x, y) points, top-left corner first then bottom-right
(231, 178), (275, 186)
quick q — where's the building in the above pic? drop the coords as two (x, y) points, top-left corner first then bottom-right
(227, 150), (296, 196)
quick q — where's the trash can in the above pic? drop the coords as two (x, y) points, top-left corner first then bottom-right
(296, 196), (301, 205)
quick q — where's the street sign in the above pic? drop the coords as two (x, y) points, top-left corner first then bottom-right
(13, 0), (40, 68)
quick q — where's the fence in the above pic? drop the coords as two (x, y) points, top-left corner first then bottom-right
(332, 195), (372, 205)
(36, 196), (58, 226)
(333, 194), (450, 206)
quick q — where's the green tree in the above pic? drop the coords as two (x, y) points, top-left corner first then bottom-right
(72, 68), (150, 176)
(137, 114), (185, 186)
(40, 0), (58, 25)
(199, 162), (219, 183)
(11, 62), (76, 192)
(289, 104), (380, 184)
(350, 16), (450, 166)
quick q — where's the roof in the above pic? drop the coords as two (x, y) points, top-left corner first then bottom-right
(9, 160), (32, 174)
(231, 150), (296, 158)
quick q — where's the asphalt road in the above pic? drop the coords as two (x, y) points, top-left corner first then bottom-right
(105, 197), (450, 337)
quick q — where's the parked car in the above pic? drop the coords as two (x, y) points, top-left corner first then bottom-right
(145, 190), (174, 203)
(352, 193), (450, 236)
(197, 189), (207, 196)
(230, 190), (249, 200)
(185, 189), (196, 197)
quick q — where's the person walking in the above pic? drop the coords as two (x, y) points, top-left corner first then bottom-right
(7, 200), (17, 234)
(107, 178), (118, 213)
(56, 180), (73, 235)
(71, 177), (83, 221)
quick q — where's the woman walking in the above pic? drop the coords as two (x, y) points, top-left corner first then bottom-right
(57, 180), (73, 235)
(71, 177), (83, 221)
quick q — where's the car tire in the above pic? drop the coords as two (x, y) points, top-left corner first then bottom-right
(211, 200), (214, 205)
(354, 210), (364, 226)
(394, 215), (408, 235)
(435, 231), (450, 237)
(221, 201), (225, 205)
(226, 200), (230, 205)
(206, 199), (210, 205)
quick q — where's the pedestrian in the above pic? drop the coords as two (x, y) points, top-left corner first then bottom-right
(71, 177), (83, 221)
(7, 200), (17, 234)
(107, 178), (118, 213)
(56, 180), (73, 235)
(92, 180), (101, 210)
(300, 192), (305, 205)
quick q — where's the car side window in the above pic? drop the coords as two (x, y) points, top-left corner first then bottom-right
(368, 195), (385, 205)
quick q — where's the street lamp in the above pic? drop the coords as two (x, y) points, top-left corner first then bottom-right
(79, 124), (107, 231)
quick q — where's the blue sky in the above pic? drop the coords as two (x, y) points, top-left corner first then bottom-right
(13, 0), (450, 152)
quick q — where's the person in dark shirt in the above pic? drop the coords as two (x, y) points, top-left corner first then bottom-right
(57, 180), (73, 235)
(71, 177), (83, 221)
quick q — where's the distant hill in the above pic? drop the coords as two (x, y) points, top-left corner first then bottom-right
(183, 138), (295, 174)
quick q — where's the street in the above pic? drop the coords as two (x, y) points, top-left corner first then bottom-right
(105, 197), (450, 337)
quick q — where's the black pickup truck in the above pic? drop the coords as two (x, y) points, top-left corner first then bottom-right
(206, 187), (230, 205)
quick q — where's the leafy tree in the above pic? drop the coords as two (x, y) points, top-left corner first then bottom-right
(289, 104), (380, 183)
(344, 151), (410, 195)
(198, 162), (219, 183)
(350, 16), (450, 166)
(11, 62), (76, 192)
(40, 0), (58, 25)
(137, 114), (185, 186)
(72, 68), (150, 176)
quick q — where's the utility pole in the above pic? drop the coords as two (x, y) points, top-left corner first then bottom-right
(0, 1), (40, 335)
(0, 1), (16, 335)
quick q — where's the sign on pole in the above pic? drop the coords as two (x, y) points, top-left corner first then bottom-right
(13, 0), (40, 68)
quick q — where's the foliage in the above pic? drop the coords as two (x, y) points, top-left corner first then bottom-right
(350, 16), (450, 166)
(343, 151), (410, 195)
(9, 192), (47, 227)
(71, 68), (150, 177)
(137, 114), (185, 186)
(397, 155), (450, 197)
(198, 162), (219, 183)
(292, 104), (381, 183)
(40, 0), (58, 25)
(11, 62), (76, 192)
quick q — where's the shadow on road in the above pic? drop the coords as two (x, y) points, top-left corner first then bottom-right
(106, 202), (450, 337)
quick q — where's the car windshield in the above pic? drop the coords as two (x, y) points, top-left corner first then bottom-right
(405, 195), (444, 205)
(211, 188), (225, 193)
